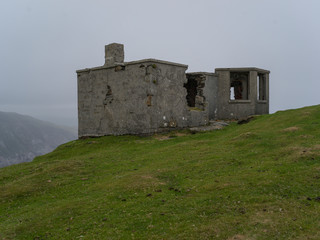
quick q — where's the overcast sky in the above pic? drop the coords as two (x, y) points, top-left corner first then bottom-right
(1, 0), (319, 127)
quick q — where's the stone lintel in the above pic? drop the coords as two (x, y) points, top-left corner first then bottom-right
(215, 67), (270, 74)
(187, 72), (217, 77)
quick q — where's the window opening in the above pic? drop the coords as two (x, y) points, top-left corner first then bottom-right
(230, 72), (249, 100)
(230, 86), (235, 100)
(257, 73), (266, 100)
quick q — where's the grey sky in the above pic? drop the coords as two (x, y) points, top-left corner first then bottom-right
(1, 0), (319, 127)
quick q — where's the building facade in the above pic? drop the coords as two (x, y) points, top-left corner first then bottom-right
(77, 43), (270, 137)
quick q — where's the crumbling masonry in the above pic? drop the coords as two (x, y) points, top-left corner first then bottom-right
(77, 43), (270, 137)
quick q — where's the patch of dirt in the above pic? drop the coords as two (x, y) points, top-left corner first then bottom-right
(282, 126), (299, 132)
(287, 146), (320, 158)
(125, 174), (165, 190)
(313, 145), (320, 150)
(175, 132), (188, 137)
(135, 140), (150, 144)
(154, 135), (175, 141)
(153, 132), (188, 141)
(300, 148), (312, 155)
(227, 234), (250, 240)
(141, 175), (154, 179)
(302, 111), (311, 116)
(232, 132), (256, 140)
(299, 135), (313, 139)
(249, 210), (274, 226)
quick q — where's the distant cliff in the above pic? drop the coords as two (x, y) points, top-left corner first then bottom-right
(0, 111), (77, 168)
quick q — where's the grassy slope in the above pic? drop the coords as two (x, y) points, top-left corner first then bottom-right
(1, 106), (320, 239)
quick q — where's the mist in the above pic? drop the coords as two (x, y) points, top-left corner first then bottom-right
(1, 0), (319, 127)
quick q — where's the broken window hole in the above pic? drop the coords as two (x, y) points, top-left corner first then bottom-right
(230, 72), (249, 100)
(185, 74), (206, 110)
(184, 78), (197, 107)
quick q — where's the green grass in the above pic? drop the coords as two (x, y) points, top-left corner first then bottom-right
(2, 105), (320, 239)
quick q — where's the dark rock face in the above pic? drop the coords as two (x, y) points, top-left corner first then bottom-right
(0, 111), (76, 168)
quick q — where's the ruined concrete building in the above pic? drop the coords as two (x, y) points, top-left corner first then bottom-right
(77, 43), (270, 137)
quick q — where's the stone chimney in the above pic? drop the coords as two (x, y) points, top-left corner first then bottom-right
(104, 43), (124, 66)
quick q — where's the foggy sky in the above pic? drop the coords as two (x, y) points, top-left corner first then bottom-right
(1, 0), (320, 127)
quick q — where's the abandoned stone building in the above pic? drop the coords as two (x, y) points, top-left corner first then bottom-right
(77, 43), (270, 137)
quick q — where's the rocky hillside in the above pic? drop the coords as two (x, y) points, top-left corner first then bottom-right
(0, 111), (76, 168)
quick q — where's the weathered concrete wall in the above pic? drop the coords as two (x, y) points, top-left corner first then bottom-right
(77, 59), (208, 137)
(77, 44), (269, 137)
(202, 73), (218, 120)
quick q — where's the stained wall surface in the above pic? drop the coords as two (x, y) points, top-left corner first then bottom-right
(202, 74), (218, 120)
(77, 44), (269, 137)
(77, 60), (208, 137)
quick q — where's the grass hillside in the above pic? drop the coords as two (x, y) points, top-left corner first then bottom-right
(1, 106), (320, 239)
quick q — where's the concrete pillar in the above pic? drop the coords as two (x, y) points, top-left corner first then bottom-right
(266, 73), (270, 113)
(249, 71), (258, 102)
(104, 43), (124, 66)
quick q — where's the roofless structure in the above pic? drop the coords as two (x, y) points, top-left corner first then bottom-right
(77, 43), (270, 137)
